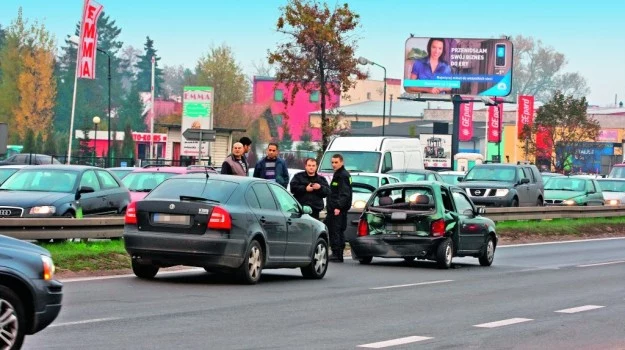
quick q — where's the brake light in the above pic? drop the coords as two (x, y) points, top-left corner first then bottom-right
(357, 218), (369, 236)
(208, 206), (232, 230)
(125, 202), (137, 225)
(431, 219), (445, 237)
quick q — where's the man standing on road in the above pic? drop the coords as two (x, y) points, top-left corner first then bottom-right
(221, 142), (248, 176)
(239, 136), (252, 173)
(326, 154), (352, 262)
(290, 158), (330, 220)
(253, 143), (289, 188)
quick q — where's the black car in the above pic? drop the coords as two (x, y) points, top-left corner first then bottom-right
(350, 181), (497, 269)
(0, 165), (130, 218)
(0, 235), (63, 349)
(0, 153), (60, 166)
(124, 174), (329, 284)
(387, 169), (444, 183)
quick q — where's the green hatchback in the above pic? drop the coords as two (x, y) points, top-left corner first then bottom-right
(544, 176), (604, 206)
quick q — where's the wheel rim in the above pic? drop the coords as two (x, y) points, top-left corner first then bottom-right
(0, 299), (19, 349)
(445, 243), (452, 265)
(247, 246), (261, 280)
(313, 243), (327, 274)
(486, 240), (494, 262)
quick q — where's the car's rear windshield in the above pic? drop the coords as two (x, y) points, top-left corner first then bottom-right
(465, 166), (516, 182)
(146, 178), (239, 203)
(597, 180), (625, 192)
(122, 171), (180, 191)
(370, 186), (435, 210)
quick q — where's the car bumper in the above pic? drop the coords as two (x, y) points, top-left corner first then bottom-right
(30, 279), (63, 334)
(350, 235), (445, 259)
(468, 196), (513, 207)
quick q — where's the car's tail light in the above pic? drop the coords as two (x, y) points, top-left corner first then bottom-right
(357, 218), (369, 236)
(125, 202), (137, 225)
(431, 219), (445, 237)
(208, 206), (232, 230)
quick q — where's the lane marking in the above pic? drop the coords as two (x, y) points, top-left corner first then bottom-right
(61, 268), (204, 282)
(577, 260), (625, 268)
(500, 237), (625, 248)
(370, 280), (453, 290)
(50, 317), (122, 327)
(555, 305), (605, 314)
(474, 318), (533, 328)
(358, 336), (432, 348)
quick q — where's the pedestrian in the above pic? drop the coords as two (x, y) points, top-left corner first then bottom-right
(289, 158), (330, 219)
(253, 143), (290, 188)
(221, 142), (248, 176)
(239, 136), (252, 172)
(325, 154), (352, 262)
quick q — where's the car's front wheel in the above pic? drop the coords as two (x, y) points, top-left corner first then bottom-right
(238, 240), (263, 284)
(301, 238), (328, 279)
(479, 236), (496, 266)
(0, 285), (25, 350)
(131, 260), (159, 279)
(436, 238), (453, 269)
(358, 257), (373, 265)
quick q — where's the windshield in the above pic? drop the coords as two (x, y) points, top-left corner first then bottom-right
(122, 171), (179, 191)
(319, 151), (380, 173)
(544, 178), (587, 191)
(609, 166), (625, 179)
(0, 168), (19, 184)
(392, 173), (426, 182)
(597, 180), (625, 192)
(464, 166), (516, 182)
(110, 169), (133, 179)
(440, 174), (460, 185)
(0, 169), (79, 192)
(147, 178), (238, 203)
(351, 175), (379, 188)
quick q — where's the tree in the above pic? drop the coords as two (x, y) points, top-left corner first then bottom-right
(162, 64), (188, 99)
(511, 35), (589, 102)
(118, 45), (142, 93)
(522, 91), (600, 172)
(120, 122), (136, 160)
(268, 0), (366, 151)
(296, 127), (315, 151)
(278, 123), (293, 151)
(35, 132), (44, 153)
(117, 85), (146, 132)
(0, 9), (26, 129)
(22, 128), (35, 153)
(43, 131), (57, 155)
(134, 36), (164, 96)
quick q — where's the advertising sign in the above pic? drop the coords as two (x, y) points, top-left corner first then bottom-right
(181, 86), (213, 157)
(404, 37), (513, 97)
(517, 95), (534, 137)
(421, 134), (452, 168)
(458, 99), (474, 141)
(487, 103), (503, 142)
(77, 0), (104, 79)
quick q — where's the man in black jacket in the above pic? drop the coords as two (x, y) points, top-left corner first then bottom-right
(326, 154), (352, 262)
(290, 158), (330, 219)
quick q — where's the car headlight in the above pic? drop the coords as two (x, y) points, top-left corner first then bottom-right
(29, 206), (56, 215)
(352, 200), (366, 209)
(606, 199), (621, 206)
(494, 189), (509, 197)
(563, 199), (577, 205)
(41, 255), (55, 281)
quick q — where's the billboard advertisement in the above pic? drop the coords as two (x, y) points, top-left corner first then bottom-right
(181, 86), (213, 157)
(458, 99), (474, 141)
(404, 37), (513, 97)
(421, 134), (452, 168)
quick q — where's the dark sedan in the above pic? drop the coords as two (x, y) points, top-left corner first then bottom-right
(0, 165), (28, 185)
(387, 169), (444, 183)
(350, 181), (497, 269)
(124, 174), (329, 284)
(0, 165), (130, 218)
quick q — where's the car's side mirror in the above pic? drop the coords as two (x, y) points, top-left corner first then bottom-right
(302, 205), (313, 215)
(462, 209), (474, 217)
(75, 186), (95, 200)
(457, 176), (464, 182)
(520, 178), (530, 184)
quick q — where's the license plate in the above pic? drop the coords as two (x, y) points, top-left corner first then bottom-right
(385, 223), (416, 232)
(153, 213), (190, 225)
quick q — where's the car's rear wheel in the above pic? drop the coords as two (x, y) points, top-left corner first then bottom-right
(131, 260), (159, 279)
(301, 238), (328, 279)
(436, 238), (453, 269)
(358, 257), (373, 265)
(536, 197), (543, 206)
(238, 240), (263, 284)
(0, 286), (25, 350)
(403, 256), (416, 262)
(479, 236), (496, 266)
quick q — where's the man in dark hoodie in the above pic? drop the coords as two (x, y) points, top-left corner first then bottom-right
(325, 154), (352, 262)
(221, 142), (248, 176)
(289, 158), (330, 220)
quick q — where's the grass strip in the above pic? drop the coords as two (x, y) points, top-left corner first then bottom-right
(497, 217), (625, 236)
(41, 240), (130, 272)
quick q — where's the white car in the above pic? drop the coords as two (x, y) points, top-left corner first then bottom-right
(596, 178), (625, 206)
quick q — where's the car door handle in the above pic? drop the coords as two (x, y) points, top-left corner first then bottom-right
(259, 217), (267, 224)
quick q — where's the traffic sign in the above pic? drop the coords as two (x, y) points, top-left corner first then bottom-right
(182, 128), (216, 141)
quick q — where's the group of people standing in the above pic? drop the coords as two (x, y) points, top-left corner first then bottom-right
(220, 137), (352, 262)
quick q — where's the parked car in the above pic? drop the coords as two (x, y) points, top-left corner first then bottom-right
(387, 168), (443, 183)
(123, 174), (329, 284)
(544, 176), (604, 206)
(458, 163), (544, 207)
(247, 167), (301, 191)
(350, 173), (401, 209)
(0, 234), (62, 349)
(0, 153), (60, 166)
(107, 166), (135, 179)
(122, 166), (191, 202)
(540, 172), (564, 182)
(438, 170), (466, 185)
(596, 178), (625, 206)
(608, 164), (625, 178)
(0, 165), (29, 185)
(0, 165), (130, 218)
(350, 181), (497, 269)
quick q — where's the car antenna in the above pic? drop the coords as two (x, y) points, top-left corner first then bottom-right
(200, 163), (210, 197)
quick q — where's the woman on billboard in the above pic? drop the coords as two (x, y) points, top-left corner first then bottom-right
(405, 38), (452, 94)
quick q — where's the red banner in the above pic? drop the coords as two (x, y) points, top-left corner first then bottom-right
(517, 95), (534, 137)
(77, 0), (104, 79)
(459, 100), (474, 141)
(487, 103), (503, 142)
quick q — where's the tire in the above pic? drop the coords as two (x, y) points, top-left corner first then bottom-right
(536, 197), (543, 206)
(436, 238), (453, 269)
(479, 236), (496, 266)
(358, 257), (373, 265)
(131, 259), (159, 279)
(238, 240), (263, 284)
(301, 238), (329, 279)
(510, 198), (519, 207)
(0, 285), (25, 350)
(403, 256), (416, 262)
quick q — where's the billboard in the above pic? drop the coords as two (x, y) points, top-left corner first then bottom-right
(404, 37), (513, 97)
(181, 86), (213, 157)
(421, 134), (452, 168)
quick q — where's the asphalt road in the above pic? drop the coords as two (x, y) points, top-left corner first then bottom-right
(25, 237), (625, 350)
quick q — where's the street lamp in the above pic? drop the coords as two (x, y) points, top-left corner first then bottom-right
(92, 116), (101, 165)
(358, 56), (386, 135)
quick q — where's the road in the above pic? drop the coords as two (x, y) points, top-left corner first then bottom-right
(25, 237), (625, 349)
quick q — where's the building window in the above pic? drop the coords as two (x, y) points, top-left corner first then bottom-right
(273, 114), (283, 125)
(351, 121), (373, 129)
(366, 92), (371, 100)
(274, 89), (284, 102)
(309, 90), (319, 102)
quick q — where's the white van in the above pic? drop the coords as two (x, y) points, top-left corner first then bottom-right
(319, 136), (424, 174)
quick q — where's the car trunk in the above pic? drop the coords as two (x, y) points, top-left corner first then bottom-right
(363, 209), (433, 237)
(136, 200), (216, 234)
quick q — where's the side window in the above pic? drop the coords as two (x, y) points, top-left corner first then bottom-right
(389, 177), (400, 184)
(274, 89), (283, 102)
(252, 183), (277, 210)
(381, 177), (389, 186)
(452, 191), (474, 214)
(80, 170), (101, 191)
(269, 184), (300, 213)
(97, 171), (120, 189)
(15, 155), (27, 163)
(382, 152), (393, 173)
(245, 188), (261, 209)
(440, 187), (454, 212)
(587, 181), (596, 193)
(517, 168), (527, 182)
(523, 168), (534, 182)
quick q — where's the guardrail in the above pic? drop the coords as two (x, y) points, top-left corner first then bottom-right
(2, 206), (625, 240)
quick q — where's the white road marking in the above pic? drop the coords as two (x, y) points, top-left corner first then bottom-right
(474, 318), (533, 328)
(555, 305), (605, 314)
(577, 260), (625, 268)
(370, 280), (453, 290)
(500, 237), (625, 248)
(50, 317), (122, 327)
(358, 336), (432, 348)
(60, 268), (204, 282)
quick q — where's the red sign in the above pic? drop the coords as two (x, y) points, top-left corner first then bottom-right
(459, 100), (474, 141)
(487, 103), (502, 142)
(132, 132), (167, 143)
(517, 95), (534, 137)
(77, 0), (104, 79)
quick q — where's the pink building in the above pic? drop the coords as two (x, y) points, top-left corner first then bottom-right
(252, 76), (340, 142)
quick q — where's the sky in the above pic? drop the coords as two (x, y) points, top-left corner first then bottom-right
(0, 0), (624, 106)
